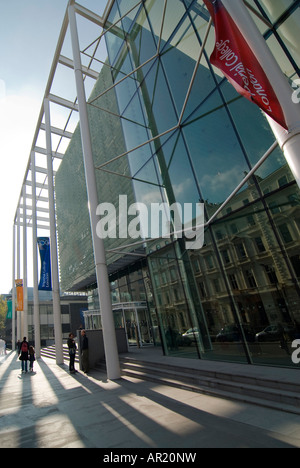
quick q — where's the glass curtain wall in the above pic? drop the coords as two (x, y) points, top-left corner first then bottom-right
(101, 0), (300, 367)
(55, 56), (137, 292)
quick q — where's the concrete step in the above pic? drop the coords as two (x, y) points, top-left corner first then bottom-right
(97, 356), (300, 416)
(42, 345), (300, 415)
(121, 357), (300, 395)
(40, 345), (79, 363)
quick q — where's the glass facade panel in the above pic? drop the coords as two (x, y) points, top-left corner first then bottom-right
(55, 0), (300, 368)
(260, 0), (297, 23)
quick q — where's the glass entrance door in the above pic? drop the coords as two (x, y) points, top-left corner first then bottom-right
(137, 308), (152, 344)
(112, 302), (154, 347)
(124, 308), (138, 346)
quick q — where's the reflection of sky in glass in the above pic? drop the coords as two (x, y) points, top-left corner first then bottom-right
(105, 0), (288, 209)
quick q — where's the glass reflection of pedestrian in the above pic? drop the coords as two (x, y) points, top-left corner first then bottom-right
(278, 323), (290, 356)
(166, 326), (178, 351)
(81, 330), (89, 374)
(68, 333), (77, 374)
(293, 322), (300, 340)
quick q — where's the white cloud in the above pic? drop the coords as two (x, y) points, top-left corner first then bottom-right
(173, 178), (193, 198)
(0, 91), (41, 214)
(0, 80), (5, 100)
(200, 166), (244, 199)
(0, 90), (41, 293)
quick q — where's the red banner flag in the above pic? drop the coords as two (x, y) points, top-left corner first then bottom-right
(203, 0), (288, 129)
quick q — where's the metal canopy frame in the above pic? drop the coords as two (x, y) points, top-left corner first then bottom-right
(11, 0), (286, 364)
(11, 0), (112, 358)
(13, 0), (278, 262)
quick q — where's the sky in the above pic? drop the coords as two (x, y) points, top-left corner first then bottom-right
(0, 0), (108, 294)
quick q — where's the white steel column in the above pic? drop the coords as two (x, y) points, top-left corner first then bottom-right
(266, 117), (300, 188)
(12, 224), (16, 351)
(22, 185), (28, 339)
(31, 151), (41, 358)
(68, 2), (120, 380)
(16, 206), (21, 340)
(44, 98), (64, 365)
(222, 0), (300, 189)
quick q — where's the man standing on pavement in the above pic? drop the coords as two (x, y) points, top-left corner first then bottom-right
(81, 330), (89, 374)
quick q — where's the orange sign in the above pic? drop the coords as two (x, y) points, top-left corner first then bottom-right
(15, 279), (23, 311)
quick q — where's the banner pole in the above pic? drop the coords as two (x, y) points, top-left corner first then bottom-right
(31, 151), (41, 358)
(17, 207), (21, 340)
(221, 0), (300, 188)
(68, 2), (120, 380)
(266, 116), (300, 189)
(12, 224), (16, 350)
(44, 98), (64, 365)
(22, 185), (28, 340)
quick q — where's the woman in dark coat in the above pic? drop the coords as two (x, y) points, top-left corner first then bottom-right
(67, 333), (77, 374)
(19, 337), (29, 373)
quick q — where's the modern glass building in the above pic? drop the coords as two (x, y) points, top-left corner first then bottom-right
(55, 0), (300, 368)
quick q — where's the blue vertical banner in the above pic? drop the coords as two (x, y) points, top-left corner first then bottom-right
(37, 237), (52, 291)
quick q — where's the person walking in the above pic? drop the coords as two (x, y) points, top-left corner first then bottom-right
(28, 345), (36, 372)
(81, 330), (89, 374)
(19, 337), (29, 374)
(67, 333), (77, 374)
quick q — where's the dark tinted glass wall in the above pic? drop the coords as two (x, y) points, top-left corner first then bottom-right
(55, 0), (300, 367)
(103, 0), (300, 367)
(55, 60), (136, 292)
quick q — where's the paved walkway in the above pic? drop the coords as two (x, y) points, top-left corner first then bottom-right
(1, 350), (300, 449)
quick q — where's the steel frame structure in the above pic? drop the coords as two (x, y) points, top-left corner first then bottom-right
(11, 0), (300, 373)
(12, 0), (113, 366)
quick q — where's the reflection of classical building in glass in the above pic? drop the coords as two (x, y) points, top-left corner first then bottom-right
(55, 0), (300, 368)
(189, 163), (300, 336)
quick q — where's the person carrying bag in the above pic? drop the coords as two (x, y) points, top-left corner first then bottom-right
(19, 337), (29, 374)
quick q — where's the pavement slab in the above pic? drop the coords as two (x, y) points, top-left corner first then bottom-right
(1, 351), (300, 449)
